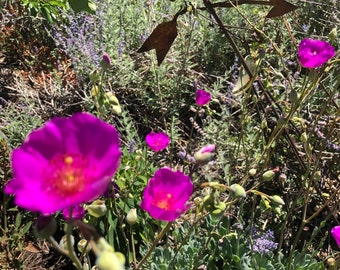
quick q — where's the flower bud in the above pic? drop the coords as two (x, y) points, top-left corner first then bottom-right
(211, 208), (223, 216)
(86, 200), (107, 218)
(126, 208), (138, 226)
(194, 144), (215, 165)
(270, 195), (285, 206)
(100, 53), (111, 70)
(59, 235), (75, 250)
(260, 198), (271, 211)
(103, 92), (121, 115)
(262, 170), (276, 181)
(314, 171), (321, 181)
(248, 168), (257, 177)
(229, 184), (246, 198)
(96, 250), (125, 270)
(91, 85), (100, 98)
(327, 257), (335, 266)
(278, 173), (287, 183)
(272, 206), (282, 215)
(300, 132), (308, 143)
(89, 69), (100, 82)
(33, 215), (57, 239)
(97, 237), (114, 253)
(78, 239), (91, 253)
(214, 201), (226, 211)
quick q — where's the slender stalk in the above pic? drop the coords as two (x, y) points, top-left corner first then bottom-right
(130, 226), (137, 269)
(136, 222), (173, 269)
(47, 236), (69, 256)
(66, 223), (83, 270)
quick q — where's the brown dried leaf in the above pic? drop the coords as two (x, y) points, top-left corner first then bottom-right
(137, 20), (178, 65)
(266, 0), (298, 18)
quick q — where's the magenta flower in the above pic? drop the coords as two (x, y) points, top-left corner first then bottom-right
(4, 112), (121, 215)
(63, 205), (85, 221)
(145, 132), (170, 152)
(298, 38), (335, 68)
(196, 89), (211, 106)
(140, 168), (193, 222)
(331, 225), (340, 247)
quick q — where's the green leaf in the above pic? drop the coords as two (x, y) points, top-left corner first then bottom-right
(15, 213), (22, 228)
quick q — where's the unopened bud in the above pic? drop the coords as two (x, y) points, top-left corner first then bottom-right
(278, 173), (287, 183)
(100, 53), (111, 70)
(103, 92), (121, 115)
(262, 170), (276, 181)
(96, 250), (125, 270)
(126, 208), (138, 226)
(89, 69), (100, 83)
(270, 195), (285, 206)
(248, 168), (257, 177)
(300, 132), (308, 143)
(33, 216), (57, 239)
(272, 206), (282, 215)
(78, 239), (91, 253)
(86, 200), (107, 218)
(59, 235), (75, 250)
(260, 198), (271, 211)
(230, 184), (246, 198)
(194, 144), (216, 165)
(327, 257), (336, 267)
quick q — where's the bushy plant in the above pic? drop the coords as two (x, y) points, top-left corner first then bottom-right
(0, 0), (339, 269)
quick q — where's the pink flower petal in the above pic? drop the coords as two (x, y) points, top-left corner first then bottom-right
(140, 168), (193, 222)
(145, 132), (170, 152)
(331, 225), (340, 247)
(5, 112), (121, 215)
(195, 89), (211, 106)
(298, 38), (335, 68)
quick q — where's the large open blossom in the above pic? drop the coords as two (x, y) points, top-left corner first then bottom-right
(140, 167), (193, 221)
(145, 132), (170, 152)
(331, 225), (340, 247)
(4, 112), (121, 214)
(196, 89), (211, 106)
(298, 38), (335, 68)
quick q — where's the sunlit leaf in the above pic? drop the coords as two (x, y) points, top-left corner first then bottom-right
(137, 20), (178, 65)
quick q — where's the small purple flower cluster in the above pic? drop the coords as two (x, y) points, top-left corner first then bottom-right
(53, 0), (107, 72)
(251, 229), (278, 254)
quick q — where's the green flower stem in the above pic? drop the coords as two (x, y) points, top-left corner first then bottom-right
(66, 223), (83, 270)
(135, 222), (173, 270)
(47, 236), (69, 256)
(130, 225), (137, 269)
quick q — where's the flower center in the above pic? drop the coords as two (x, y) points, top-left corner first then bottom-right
(153, 191), (173, 210)
(43, 154), (90, 197)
